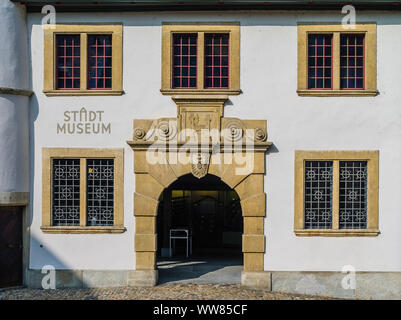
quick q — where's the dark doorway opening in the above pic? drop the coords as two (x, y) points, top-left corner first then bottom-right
(0, 206), (23, 288)
(156, 174), (243, 284)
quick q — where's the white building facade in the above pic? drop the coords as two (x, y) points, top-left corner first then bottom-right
(0, 0), (400, 299)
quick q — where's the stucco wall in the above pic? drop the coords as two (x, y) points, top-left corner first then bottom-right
(27, 11), (401, 272)
(0, 0), (29, 89)
(0, 0), (30, 193)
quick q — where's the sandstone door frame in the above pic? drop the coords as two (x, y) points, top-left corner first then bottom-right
(127, 96), (270, 285)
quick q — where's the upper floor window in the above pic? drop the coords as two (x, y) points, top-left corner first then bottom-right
(294, 151), (379, 237)
(41, 148), (125, 233)
(172, 33), (198, 88)
(44, 25), (122, 96)
(308, 34), (333, 90)
(161, 23), (240, 95)
(340, 34), (365, 90)
(204, 34), (230, 89)
(88, 35), (113, 90)
(56, 35), (81, 90)
(298, 23), (377, 96)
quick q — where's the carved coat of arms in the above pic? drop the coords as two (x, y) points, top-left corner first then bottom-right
(190, 153), (210, 179)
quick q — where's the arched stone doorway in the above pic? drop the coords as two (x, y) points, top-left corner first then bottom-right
(127, 96), (271, 287)
(156, 174), (243, 282)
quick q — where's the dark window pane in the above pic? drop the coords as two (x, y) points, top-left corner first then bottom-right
(172, 34), (197, 88)
(221, 78), (229, 88)
(73, 79), (80, 88)
(189, 78), (197, 87)
(182, 78), (188, 87)
(204, 33), (230, 88)
(340, 34), (365, 90)
(88, 35), (112, 90)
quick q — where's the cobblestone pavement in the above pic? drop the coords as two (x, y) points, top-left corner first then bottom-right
(0, 284), (336, 300)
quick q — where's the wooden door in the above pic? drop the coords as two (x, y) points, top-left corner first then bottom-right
(0, 207), (23, 288)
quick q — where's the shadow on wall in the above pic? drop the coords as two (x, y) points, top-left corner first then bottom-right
(27, 235), (86, 290)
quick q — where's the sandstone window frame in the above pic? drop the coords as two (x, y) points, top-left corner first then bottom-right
(43, 24), (123, 96)
(294, 150), (379, 236)
(297, 23), (378, 97)
(160, 22), (240, 96)
(41, 148), (125, 233)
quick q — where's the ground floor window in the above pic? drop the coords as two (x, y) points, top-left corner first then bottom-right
(294, 150), (379, 236)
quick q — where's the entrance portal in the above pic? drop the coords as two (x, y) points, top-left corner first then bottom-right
(156, 175), (243, 283)
(158, 174), (242, 256)
(128, 95), (270, 286)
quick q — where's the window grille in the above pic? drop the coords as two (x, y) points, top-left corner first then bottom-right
(204, 33), (229, 89)
(340, 34), (365, 89)
(88, 35), (112, 89)
(339, 161), (367, 229)
(172, 34), (197, 88)
(56, 35), (81, 89)
(52, 159), (80, 226)
(86, 159), (114, 226)
(307, 34), (333, 89)
(304, 161), (333, 229)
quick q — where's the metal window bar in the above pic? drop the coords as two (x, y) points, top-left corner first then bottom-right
(172, 33), (197, 88)
(304, 161), (333, 229)
(340, 34), (365, 90)
(56, 35), (81, 89)
(307, 34), (333, 90)
(52, 159), (81, 226)
(88, 35), (112, 90)
(86, 159), (115, 226)
(204, 33), (229, 89)
(339, 161), (367, 229)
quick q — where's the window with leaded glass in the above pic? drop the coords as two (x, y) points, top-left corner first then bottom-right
(86, 159), (114, 226)
(294, 151), (379, 236)
(43, 149), (124, 233)
(52, 159), (81, 226)
(339, 161), (367, 229)
(304, 161), (333, 229)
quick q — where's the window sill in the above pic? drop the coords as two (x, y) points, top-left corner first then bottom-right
(294, 229), (380, 237)
(297, 89), (379, 97)
(160, 88), (241, 96)
(43, 90), (124, 97)
(41, 226), (126, 234)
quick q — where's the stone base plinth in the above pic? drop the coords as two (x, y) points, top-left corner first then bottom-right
(128, 270), (158, 287)
(241, 271), (271, 289)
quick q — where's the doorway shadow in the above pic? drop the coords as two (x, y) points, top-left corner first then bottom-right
(157, 252), (243, 285)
